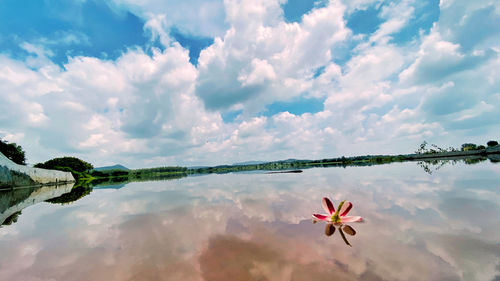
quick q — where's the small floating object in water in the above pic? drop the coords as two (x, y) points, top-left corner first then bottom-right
(312, 197), (363, 246)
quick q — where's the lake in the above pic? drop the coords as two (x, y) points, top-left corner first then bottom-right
(1, 160), (499, 281)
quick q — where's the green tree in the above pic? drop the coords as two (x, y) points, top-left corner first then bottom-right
(487, 140), (498, 147)
(461, 143), (477, 151)
(0, 139), (26, 165)
(35, 157), (93, 173)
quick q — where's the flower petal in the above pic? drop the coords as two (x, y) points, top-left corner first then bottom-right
(339, 201), (353, 216)
(340, 216), (363, 223)
(312, 214), (331, 221)
(322, 197), (335, 215)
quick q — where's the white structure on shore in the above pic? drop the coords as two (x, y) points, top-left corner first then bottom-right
(0, 152), (74, 187)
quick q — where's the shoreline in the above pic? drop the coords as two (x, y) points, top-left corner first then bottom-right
(89, 144), (500, 184)
(3, 145), (499, 189)
(0, 153), (75, 189)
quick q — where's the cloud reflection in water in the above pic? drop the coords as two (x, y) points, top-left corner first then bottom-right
(0, 161), (498, 280)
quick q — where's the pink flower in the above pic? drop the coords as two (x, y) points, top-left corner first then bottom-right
(312, 197), (363, 224)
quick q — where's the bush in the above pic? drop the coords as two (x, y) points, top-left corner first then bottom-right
(0, 139), (26, 165)
(487, 140), (498, 147)
(461, 143), (477, 151)
(35, 157), (93, 173)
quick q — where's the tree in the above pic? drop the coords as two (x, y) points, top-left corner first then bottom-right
(0, 139), (26, 165)
(35, 157), (93, 173)
(461, 143), (477, 151)
(415, 141), (428, 154)
(487, 140), (498, 147)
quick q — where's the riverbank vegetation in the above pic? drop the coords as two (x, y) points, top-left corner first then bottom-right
(3, 139), (499, 189)
(90, 166), (188, 183)
(34, 157), (94, 184)
(0, 139), (26, 165)
(84, 139), (499, 183)
(1, 138), (498, 217)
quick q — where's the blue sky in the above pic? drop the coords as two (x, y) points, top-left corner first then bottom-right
(0, 0), (499, 167)
(0, 0), (148, 65)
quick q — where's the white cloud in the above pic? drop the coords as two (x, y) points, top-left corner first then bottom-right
(0, 43), (224, 166)
(399, 31), (493, 85)
(368, 0), (415, 44)
(107, 0), (228, 37)
(237, 58), (276, 86)
(196, 0), (349, 114)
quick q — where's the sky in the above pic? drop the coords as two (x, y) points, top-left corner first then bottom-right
(0, 0), (499, 168)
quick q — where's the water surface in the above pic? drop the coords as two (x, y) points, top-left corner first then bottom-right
(0, 161), (499, 280)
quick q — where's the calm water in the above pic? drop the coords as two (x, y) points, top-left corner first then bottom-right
(1, 161), (499, 281)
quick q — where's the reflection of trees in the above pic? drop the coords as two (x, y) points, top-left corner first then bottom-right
(45, 183), (93, 205)
(417, 157), (488, 174)
(417, 159), (455, 175)
(1, 182), (92, 227)
(90, 171), (188, 188)
(463, 157), (487, 165)
(2, 211), (21, 226)
(1, 183), (74, 227)
(488, 154), (500, 163)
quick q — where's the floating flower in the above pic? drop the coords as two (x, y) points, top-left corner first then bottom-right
(312, 197), (363, 224)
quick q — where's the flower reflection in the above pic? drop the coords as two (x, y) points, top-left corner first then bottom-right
(312, 197), (363, 224)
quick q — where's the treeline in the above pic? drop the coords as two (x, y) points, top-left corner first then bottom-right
(189, 154), (408, 175)
(90, 166), (188, 183)
(3, 137), (499, 189)
(188, 140), (500, 175)
(90, 171), (187, 187)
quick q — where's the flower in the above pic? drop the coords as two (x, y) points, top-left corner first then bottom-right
(312, 197), (363, 224)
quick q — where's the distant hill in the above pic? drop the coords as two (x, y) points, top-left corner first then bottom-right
(278, 158), (309, 163)
(232, 161), (266, 166)
(93, 164), (129, 171)
(232, 159), (312, 166)
(187, 166), (209, 170)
